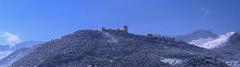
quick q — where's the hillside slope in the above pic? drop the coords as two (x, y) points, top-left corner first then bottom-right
(0, 41), (43, 67)
(0, 48), (32, 67)
(12, 30), (228, 67)
(189, 32), (236, 49)
(181, 31), (240, 67)
(213, 33), (240, 67)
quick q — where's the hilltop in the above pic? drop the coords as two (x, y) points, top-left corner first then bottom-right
(12, 29), (228, 67)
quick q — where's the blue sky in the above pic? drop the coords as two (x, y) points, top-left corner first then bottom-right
(0, 0), (240, 44)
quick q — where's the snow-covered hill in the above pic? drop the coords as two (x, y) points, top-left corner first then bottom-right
(189, 32), (236, 49)
(0, 41), (43, 67)
(0, 48), (32, 67)
(0, 51), (13, 60)
(12, 30), (228, 67)
(179, 31), (240, 67)
(188, 38), (213, 46)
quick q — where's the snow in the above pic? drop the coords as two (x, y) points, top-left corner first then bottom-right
(225, 61), (240, 67)
(189, 32), (236, 49)
(160, 58), (182, 65)
(188, 38), (213, 46)
(103, 32), (118, 43)
(0, 54), (23, 67)
(0, 51), (13, 60)
(200, 32), (235, 49)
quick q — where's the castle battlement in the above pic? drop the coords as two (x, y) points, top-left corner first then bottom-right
(102, 26), (128, 33)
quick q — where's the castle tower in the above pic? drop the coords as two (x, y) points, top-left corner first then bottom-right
(117, 28), (120, 31)
(123, 26), (128, 32)
(102, 27), (106, 31)
(146, 33), (153, 37)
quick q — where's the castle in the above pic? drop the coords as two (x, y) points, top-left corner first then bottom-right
(102, 26), (128, 33)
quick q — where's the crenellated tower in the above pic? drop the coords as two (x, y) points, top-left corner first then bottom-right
(123, 25), (128, 33)
(101, 25), (128, 33)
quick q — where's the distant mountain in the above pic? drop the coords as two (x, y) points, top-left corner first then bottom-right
(175, 30), (218, 42)
(212, 32), (240, 67)
(0, 41), (43, 67)
(0, 50), (13, 60)
(0, 48), (32, 67)
(0, 45), (13, 61)
(11, 41), (43, 50)
(186, 32), (240, 67)
(228, 32), (240, 43)
(0, 41), (42, 51)
(189, 32), (236, 49)
(12, 30), (228, 67)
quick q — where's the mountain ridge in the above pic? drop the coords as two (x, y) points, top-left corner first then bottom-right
(189, 32), (237, 49)
(175, 30), (218, 42)
(0, 41), (43, 67)
(177, 31), (240, 67)
(12, 30), (228, 67)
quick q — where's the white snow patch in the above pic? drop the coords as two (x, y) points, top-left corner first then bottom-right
(225, 61), (240, 67)
(188, 37), (213, 46)
(103, 32), (118, 43)
(0, 51), (13, 60)
(189, 32), (236, 49)
(200, 32), (235, 49)
(160, 58), (182, 65)
(0, 54), (23, 67)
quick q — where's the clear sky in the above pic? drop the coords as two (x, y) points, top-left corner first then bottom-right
(0, 0), (239, 44)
